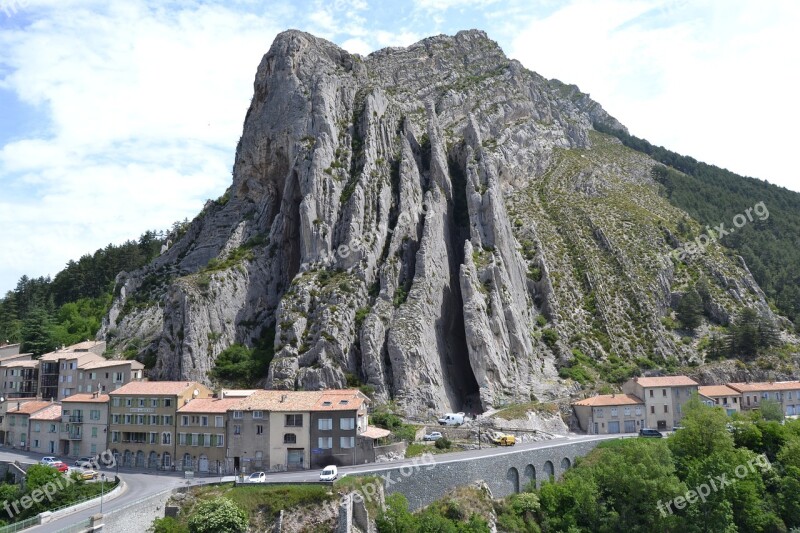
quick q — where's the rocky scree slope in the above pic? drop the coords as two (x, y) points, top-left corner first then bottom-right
(100, 29), (778, 417)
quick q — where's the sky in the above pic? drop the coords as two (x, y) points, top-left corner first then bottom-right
(1, 0), (799, 295)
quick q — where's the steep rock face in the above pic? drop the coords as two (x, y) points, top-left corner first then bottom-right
(101, 30), (779, 417)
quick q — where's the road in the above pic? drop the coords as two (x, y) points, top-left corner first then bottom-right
(0, 433), (628, 531)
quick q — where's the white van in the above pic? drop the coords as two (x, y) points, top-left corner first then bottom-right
(320, 465), (338, 481)
(437, 412), (466, 426)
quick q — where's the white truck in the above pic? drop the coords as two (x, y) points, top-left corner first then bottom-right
(438, 412), (466, 426)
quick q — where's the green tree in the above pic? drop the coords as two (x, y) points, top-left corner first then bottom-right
(759, 399), (785, 423)
(376, 493), (418, 533)
(187, 498), (247, 533)
(667, 396), (734, 474)
(20, 307), (56, 356)
(677, 288), (703, 330)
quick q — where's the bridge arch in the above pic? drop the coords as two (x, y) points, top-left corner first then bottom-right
(506, 467), (520, 493)
(560, 457), (571, 472)
(523, 464), (536, 490)
(543, 460), (554, 481)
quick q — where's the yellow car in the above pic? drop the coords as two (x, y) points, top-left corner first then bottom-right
(80, 469), (99, 480)
(495, 435), (516, 446)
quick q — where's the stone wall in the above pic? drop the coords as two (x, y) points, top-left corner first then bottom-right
(379, 439), (607, 510)
(99, 488), (174, 533)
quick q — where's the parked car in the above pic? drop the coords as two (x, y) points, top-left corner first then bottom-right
(40, 456), (59, 466)
(75, 457), (98, 468)
(423, 431), (443, 441)
(80, 469), (99, 480)
(639, 428), (663, 438)
(437, 412), (466, 426)
(320, 465), (338, 481)
(495, 435), (516, 446)
(247, 472), (266, 483)
(52, 461), (69, 473)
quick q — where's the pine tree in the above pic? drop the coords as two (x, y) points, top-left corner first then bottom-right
(677, 288), (703, 331)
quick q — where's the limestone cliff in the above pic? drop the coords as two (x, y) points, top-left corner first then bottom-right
(100, 30), (780, 417)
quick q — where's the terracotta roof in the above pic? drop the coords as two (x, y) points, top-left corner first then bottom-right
(2, 360), (39, 368)
(631, 376), (698, 387)
(573, 394), (643, 407)
(6, 400), (53, 415)
(110, 381), (208, 396)
(67, 340), (105, 350)
(235, 390), (324, 412)
(698, 385), (740, 397)
(62, 393), (111, 403)
(79, 359), (139, 370)
(313, 390), (368, 411)
(29, 404), (62, 421)
(0, 352), (32, 362)
(728, 381), (800, 393)
(360, 426), (391, 439)
(177, 397), (246, 413)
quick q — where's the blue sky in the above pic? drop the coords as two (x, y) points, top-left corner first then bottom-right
(1, 0), (799, 295)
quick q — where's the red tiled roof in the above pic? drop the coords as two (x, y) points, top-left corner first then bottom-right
(360, 426), (391, 439)
(6, 400), (53, 415)
(177, 397), (247, 413)
(62, 393), (111, 403)
(110, 381), (209, 396)
(729, 381), (800, 393)
(573, 394), (643, 407)
(30, 404), (62, 421)
(698, 385), (740, 397)
(632, 376), (698, 387)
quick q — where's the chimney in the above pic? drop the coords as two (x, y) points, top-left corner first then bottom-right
(281, 394), (287, 403)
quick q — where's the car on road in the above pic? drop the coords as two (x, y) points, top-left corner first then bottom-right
(247, 472), (266, 483)
(639, 428), (663, 438)
(320, 465), (338, 481)
(52, 461), (69, 473)
(80, 469), (99, 480)
(74, 457), (98, 468)
(423, 431), (443, 441)
(40, 456), (59, 466)
(438, 412), (466, 426)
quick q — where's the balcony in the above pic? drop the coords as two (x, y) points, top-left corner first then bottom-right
(69, 415), (83, 423)
(68, 432), (82, 440)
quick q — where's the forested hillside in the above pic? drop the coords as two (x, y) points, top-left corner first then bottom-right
(0, 229), (171, 355)
(594, 121), (800, 328)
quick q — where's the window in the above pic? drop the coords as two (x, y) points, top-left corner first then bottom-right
(204, 433), (211, 447)
(233, 410), (243, 419)
(178, 433), (186, 445)
(79, 372), (83, 380)
(285, 414), (303, 427)
(662, 389), (667, 397)
(284, 433), (296, 444)
(125, 398), (132, 407)
(256, 425), (264, 435)
(650, 406), (655, 414)
(596, 408), (604, 418)
(164, 398), (172, 407)
(734, 397), (738, 403)
(201, 416), (208, 427)
(635, 407), (642, 416)
(90, 410), (100, 420)
(92, 427), (98, 438)
(340, 437), (355, 449)
(318, 418), (333, 430)
(34, 423), (40, 432)
(91, 444), (97, 455)
(150, 432), (157, 444)
(49, 423), (56, 433)
(139, 399), (145, 407)
(163, 416), (173, 425)
(33, 439), (39, 448)
(111, 431), (120, 443)
(181, 416), (189, 426)
(151, 415), (159, 425)
(623, 407), (631, 416)
(162, 432), (171, 445)
(664, 405), (669, 413)
(340, 418), (355, 430)
(649, 390), (654, 398)
(191, 433), (198, 446)
(137, 415), (145, 425)
(124, 415), (132, 424)
(151, 399), (159, 407)
(215, 416), (223, 428)
(216, 434), (224, 447)
(318, 437), (332, 449)
(253, 410), (263, 419)
(234, 425), (241, 435)
(610, 408), (618, 418)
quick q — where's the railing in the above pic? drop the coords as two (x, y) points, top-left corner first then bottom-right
(68, 415), (83, 423)
(67, 432), (82, 440)
(0, 516), (40, 533)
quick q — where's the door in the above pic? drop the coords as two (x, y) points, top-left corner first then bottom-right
(607, 421), (620, 434)
(624, 420), (635, 433)
(287, 449), (305, 470)
(198, 455), (209, 473)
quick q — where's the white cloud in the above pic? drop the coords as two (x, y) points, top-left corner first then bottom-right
(509, 0), (800, 189)
(0, 1), (282, 293)
(341, 37), (372, 55)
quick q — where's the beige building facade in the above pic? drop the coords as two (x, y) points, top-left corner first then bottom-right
(622, 376), (699, 430)
(572, 394), (645, 434)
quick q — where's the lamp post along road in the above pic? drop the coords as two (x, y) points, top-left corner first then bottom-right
(100, 473), (106, 513)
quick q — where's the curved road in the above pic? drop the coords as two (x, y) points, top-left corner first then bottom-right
(1, 433), (628, 531)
